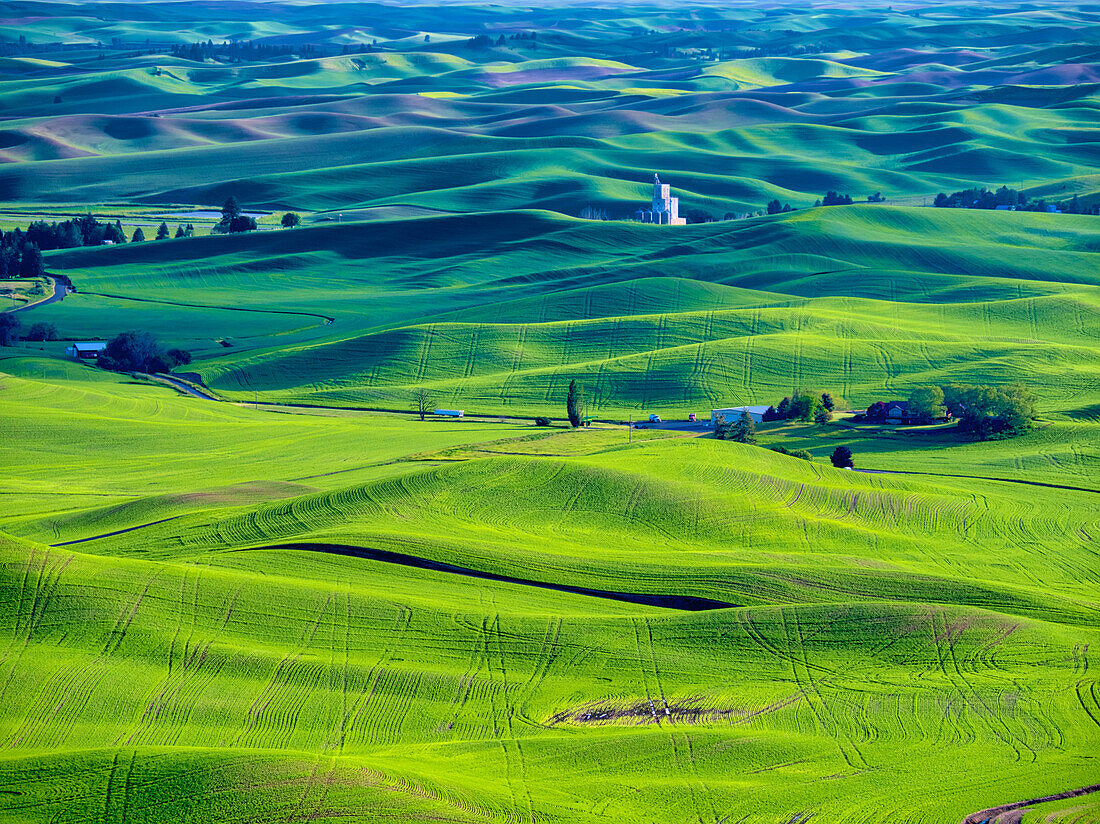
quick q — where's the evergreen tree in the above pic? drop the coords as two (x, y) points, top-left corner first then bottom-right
(566, 380), (583, 428)
(175, 225), (186, 238)
(730, 410), (757, 444)
(131, 227), (145, 242)
(830, 446), (853, 468)
(814, 407), (831, 424)
(19, 243), (44, 277)
(56, 222), (83, 248)
(0, 246), (17, 279)
(820, 392), (835, 411)
(107, 221), (126, 243)
(156, 221), (170, 240)
(0, 314), (20, 346)
(221, 196), (242, 224)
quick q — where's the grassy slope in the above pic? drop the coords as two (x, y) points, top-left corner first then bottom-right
(38, 206), (1100, 415)
(3, 3), (1099, 819)
(0, 360), (1097, 823)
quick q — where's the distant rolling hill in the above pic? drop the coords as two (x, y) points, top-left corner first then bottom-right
(39, 206), (1100, 416)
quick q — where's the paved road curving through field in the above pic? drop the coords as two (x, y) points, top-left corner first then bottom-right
(239, 542), (739, 611)
(150, 373), (220, 401)
(6, 276), (66, 313)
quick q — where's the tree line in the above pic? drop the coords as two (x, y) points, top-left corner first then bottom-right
(933, 186), (1097, 215)
(171, 40), (326, 62)
(1, 200), (301, 277)
(860, 383), (1035, 438)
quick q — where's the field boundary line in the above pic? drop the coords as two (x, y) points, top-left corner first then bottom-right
(856, 468), (1099, 495)
(960, 782), (1100, 824)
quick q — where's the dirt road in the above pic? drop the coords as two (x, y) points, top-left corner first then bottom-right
(960, 782), (1100, 824)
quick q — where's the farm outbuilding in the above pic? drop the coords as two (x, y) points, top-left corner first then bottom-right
(65, 342), (106, 360)
(710, 405), (770, 427)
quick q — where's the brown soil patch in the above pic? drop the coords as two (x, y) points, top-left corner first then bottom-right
(961, 783), (1100, 824)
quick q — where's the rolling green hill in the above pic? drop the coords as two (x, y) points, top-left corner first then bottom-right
(2, 1), (1099, 821)
(0, 359), (1097, 823)
(35, 206), (1100, 416)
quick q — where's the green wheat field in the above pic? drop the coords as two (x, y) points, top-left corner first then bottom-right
(0, 0), (1098, 822)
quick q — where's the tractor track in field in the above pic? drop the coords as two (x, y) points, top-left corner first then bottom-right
(234, 543), (738, 611)
(960, 782), (1100, 824)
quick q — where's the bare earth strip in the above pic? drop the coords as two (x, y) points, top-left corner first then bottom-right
(961, 783), (1100, 824)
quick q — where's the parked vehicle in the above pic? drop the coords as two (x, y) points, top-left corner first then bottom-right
(648, 414), (662, 423)
(688, 413), (697, 422)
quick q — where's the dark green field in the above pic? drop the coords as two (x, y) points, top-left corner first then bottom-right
(1, 1), (1098, 822)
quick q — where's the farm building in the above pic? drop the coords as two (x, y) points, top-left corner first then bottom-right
(710, 405), (770, 427)
(635, 173), (687, 225)
(65, 342), (106, 360)
(884, 401), (910, 423)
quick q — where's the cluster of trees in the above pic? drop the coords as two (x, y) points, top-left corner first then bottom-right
(0, 316), (59, 346)
(467, 32), (538, 48)
(579, 205), (610, 221)
(713, 400), (855, 468)
(944, 383), (1035, 439)
(816, 190), (854, 207)
(17, 215), (128, 250)
(762, 391), (836, 424)
(171, 40), (318, 62)
(211, 197), (257, 234)
(734, 191), (880, 221)
(933, 186), (1098, 215)
(342, 42), (382, 53)
(97, 331), (191, 374)
(0, 315), (21, 346)
(0, 215), (202, 278)
(715, 410), (757, 443)
(769, 444), (813, 461)
(0, 239), (44, 279)
(862, 383), (1035, 438)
